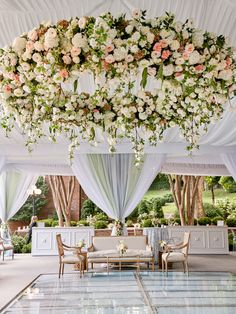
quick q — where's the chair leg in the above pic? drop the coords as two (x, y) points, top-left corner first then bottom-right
(165, 260), (168, 276)
(62, 263), (65, 275)
(152, 258), (155, 272)
(12, 250), (14, 260)
(162, 258), (164, 273)
(59, 263), (62, 278)
(182, 262), (185, 273)
(185, 260), (189, 276)
(80, 262), (82, 278)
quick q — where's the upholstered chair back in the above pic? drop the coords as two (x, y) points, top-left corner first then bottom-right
(56, 234), (64, 259)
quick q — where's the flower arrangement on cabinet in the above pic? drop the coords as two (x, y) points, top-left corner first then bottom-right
(116, 240), (128, 256)
(0, 9), (235, 162)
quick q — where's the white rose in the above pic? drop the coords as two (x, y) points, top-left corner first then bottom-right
(32, 53), (42, 63)
(170, 40), (180, 51)
(182, 30), (189, 40)
(192, 30), (204, 48)
(125, 25), (133, 34)
(114, 47), (126, 61)
(132, 9), (141, 19)
(218, 69), (233, 81)
(132, 32), (141, 41)
(175, 57), (184, 65)
(147, 32), (155, 44)
(34, 41), (44, 51)
(45, 28), (57, 38)
(92, 55), (99, 63)
(72, 56), (80, 63)
(174, 21), (183, 32)
(44, 35), (58, 50)
(108, 29), (117, 39)
(160, 29), (170, 38)
(139, 112), (147, 120)
(147, 67), (156, 76)
(28, 29), (38, 41)
(175, 65), (183, 72)
(12, 37), (27, 55)
(89, 38), (97, 48)
(71, 46), (81, 57)
(72, 33), (87, 49)
(21, 62), (31, 71)
(163, 64), (174, 76)
(130, 45), (139, 53)
(125, 54), (134, 62)
(14, 88), (23, 97)
(62, 55), (72, 64)
(188, 51), (200, 65)
(78, 16), (87, 29)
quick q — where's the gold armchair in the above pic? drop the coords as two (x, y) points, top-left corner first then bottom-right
(0, 235), (14, 261)
(162, 232), (190, 275)
(56, 234), (84, 278)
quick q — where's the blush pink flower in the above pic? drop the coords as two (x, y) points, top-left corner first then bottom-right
(185, 43), (194, 54)
(4, 85), (12, 95)
(175, 72), (183, 77)
(105, 44), (114, 53)
(160, 39), (168, 48)
(161, 50), (171, 60)
(226, 56), (232, 67)
(183, 51), (189, 60)
(59, 69), (69, 78)
(153, 42), (162, 52)
(26, 41), (34, 52)
(195, 64), (204, 72)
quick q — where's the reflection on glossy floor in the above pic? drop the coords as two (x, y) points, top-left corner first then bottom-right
(2, 271), (236, 313)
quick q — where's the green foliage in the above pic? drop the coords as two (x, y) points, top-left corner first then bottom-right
(51, 220), (59, 227)
(162, 193), (174, 203)
(226, 218), (236, 227)
(228, 233), (234, 251)
(81, 199), (102, 219)
(151, 197), (165, 218)
(149, 174), (170, 190)
(10, 176), (49, 222)
(138, 200), (150, 215)
(94, 213), (108, 221)
(21, 243), (31, 253)
(205, 176), (220, 189)
(11, 235), (27, 253)
(197, 217), (212, 226)
(94, 220), (108, 229)
(38, 219), (53, 227)
(159, 218), (168, 225)
(219, 176), (236, 193)
(204, 203), (222, 218)
(127, 206), (139, 221)
(174, 218), (181, 225)
(211, 216), (225, 225)
(174, 209), (180, 218)
(77, 220), (89, 226)
(125, 220), (133, 227)
(70, 221), (77, 227)
(141, 219), (153, 227)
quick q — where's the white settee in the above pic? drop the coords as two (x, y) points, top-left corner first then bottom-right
(87, 235), (154, 271)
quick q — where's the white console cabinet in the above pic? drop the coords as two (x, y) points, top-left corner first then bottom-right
(167, 226), (228, 254)
(32, 227), (94, 256)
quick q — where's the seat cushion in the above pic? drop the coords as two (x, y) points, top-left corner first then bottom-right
(62, 255), (84, 263)
(162, 252), (186, 262)
(87, 249), (153, 259)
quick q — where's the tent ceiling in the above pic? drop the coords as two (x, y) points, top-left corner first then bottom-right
(0, 0), (235, 175)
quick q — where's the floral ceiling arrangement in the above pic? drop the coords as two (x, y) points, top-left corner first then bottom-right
(0, 10), (235, 162)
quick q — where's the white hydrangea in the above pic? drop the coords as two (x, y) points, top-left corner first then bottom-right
(12, 37), (27, 55)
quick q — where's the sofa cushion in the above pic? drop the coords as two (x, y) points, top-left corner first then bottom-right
(92, 236), (147, 251)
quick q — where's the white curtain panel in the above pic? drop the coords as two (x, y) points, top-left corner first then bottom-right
(221, 154), (236, 181)
(72, 153), (166, 220)
(0, 157), (5, 174)
(0, 170), (38, 222)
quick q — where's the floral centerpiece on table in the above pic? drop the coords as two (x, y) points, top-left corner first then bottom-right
(0, 10), (235, 163)
(76, 239), (86, 251)
(116, 240), (128, 256)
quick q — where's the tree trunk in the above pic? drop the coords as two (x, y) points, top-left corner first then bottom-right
(48, 176), (76, 226)
(211, 186), (215, 205)
(168, 175), (203, 226)
(195, 176), (205, 218)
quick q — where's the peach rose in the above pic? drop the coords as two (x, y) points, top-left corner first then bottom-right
(161, 50), (171, 60)
(59, 69), (69, 78)
(160, 39), (168, 48)
(26, 41), (34, 53)
(4, 85), (11, 95)
(183, 51), (189, 60)
(153, 42), (162, 53)
(195, 64), (204, 72)
(185, 43), (194, 54)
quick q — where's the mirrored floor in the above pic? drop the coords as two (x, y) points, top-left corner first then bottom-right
(2, 271), (236, 313)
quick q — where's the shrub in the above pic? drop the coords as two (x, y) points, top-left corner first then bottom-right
(226, 218), (236, 227)
(94, 220), (108, 229)
(11, 235), (27, 253)
(127, 206), (139, 221)
(194, 218), (198, 226)
(197, 217), (212, 226)
(204, 203), (222, 218)
(94, 213), (108, 221)
(21, 243), (31, 253)
(138, 200), (150, 215)
(162, 193), (174, 203)
(174, 209), (180, 219)
(51, 220), (59, 227)
(70, 221), (77, 227)
(174, 218), (181, 225)
(211, 216), (225, 225)
(141, 219), (153, 228)
(219, 176), (236, 193)
(125, 220), (133, 227)
(159, 218), (168, 225)
(228, 233), (234, 251)
(77, 220), (89, 226)
(149, 174), (170, 190)
(150, 197), (165, 218)
(81, 199), (103, 219)
(38, 219), (53, 227)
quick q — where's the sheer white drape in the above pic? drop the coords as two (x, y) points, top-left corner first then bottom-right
(0, 157), (5, 174)
(72, 154), (166, 220)
(221, 154), (236, 181)
(0, 171), (38, 222)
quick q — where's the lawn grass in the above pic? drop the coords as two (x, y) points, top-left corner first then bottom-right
(144, 188), (236, 215)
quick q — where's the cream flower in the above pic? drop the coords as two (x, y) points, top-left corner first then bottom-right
(12, 37), (27, 55)
(78, 16), (87, 29)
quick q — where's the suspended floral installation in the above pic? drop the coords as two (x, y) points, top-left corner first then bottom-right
(0, 10), (235, 162)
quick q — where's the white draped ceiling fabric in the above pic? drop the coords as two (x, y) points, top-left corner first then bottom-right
(0, 0), (236, 219)
(0, 171), (37, 222)
(72, 154), (166, 220)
